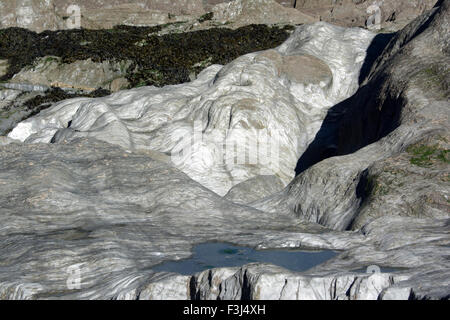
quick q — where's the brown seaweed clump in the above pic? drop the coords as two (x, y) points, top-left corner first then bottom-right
(0, 24), (294, 88)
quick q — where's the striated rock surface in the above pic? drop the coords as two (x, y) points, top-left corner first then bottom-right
(352, 134), (450, 229)
(8, 22), (375, 195)
(0, 139), (448, 299)
(254, 0), (449, 231)
(0, 87), (112, 136)
(0, 0), (448, 301)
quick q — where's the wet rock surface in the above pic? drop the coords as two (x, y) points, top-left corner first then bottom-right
(0, 0), (448, 301)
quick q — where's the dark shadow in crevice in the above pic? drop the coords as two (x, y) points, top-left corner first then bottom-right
(295, 73), (404, 176)
(295, 1), (445, 176)
(358, 33), (395, 84)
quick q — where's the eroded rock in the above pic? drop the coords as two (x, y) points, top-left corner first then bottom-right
(7, 22), (375, 195)
(9, 56), (132, 92)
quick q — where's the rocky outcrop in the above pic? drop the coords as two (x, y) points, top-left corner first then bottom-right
(290, 0), (438, 31)
(254, 0), (449, 231)
(0, 24), (294, 135)
(224, 175), (285, 204)
(0, 0), (202, 32)
(210, 0), (316, 27)
(0, 139), (448, 299)
(352, 134), (450, 229)
(190, 264), (400, 300)
(7, 22), (375, 195)
(9, 56), (131, 92)
(0, 87), (111, 136)
(0, 0), (448, 301)
(0, 0), (62, 33)
(0, 0), (314, 33)
(0, 0), (437, 33)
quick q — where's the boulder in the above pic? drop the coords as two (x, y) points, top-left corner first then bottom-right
(9, 56), (131, 92)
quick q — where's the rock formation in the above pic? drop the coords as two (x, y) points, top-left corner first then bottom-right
(0, 0), (448, 300)
(8, 22), (375, 195)
(288, 0), (438, 31)
(0, 0), (439, 33)
(0, 0), (315, 32)
(253, 0), (449, 231)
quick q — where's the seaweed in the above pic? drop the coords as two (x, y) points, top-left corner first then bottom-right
(0, 24), (294, 88)
(198, 12), (214, 23)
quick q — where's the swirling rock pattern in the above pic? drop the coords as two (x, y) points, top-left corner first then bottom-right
(0, 0), (449, 300)
(8, 22), (375, 195)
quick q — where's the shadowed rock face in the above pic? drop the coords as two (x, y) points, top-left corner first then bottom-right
(254, 0), (449, 231)
(0, 0), (448, 301)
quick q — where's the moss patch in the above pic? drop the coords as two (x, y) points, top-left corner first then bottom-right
(0, 24), (294, 88)
(415, 64), (450, 98)
(407, 143), (450, 167)
(365, 174), (390, 197)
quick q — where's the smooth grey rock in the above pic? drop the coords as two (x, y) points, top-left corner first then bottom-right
(224, 175), (285, 204)
(10, 57), (131, 92)
(0, 138), (308, 299)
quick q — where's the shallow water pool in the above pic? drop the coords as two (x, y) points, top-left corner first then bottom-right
(152, 242), (338, 275)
